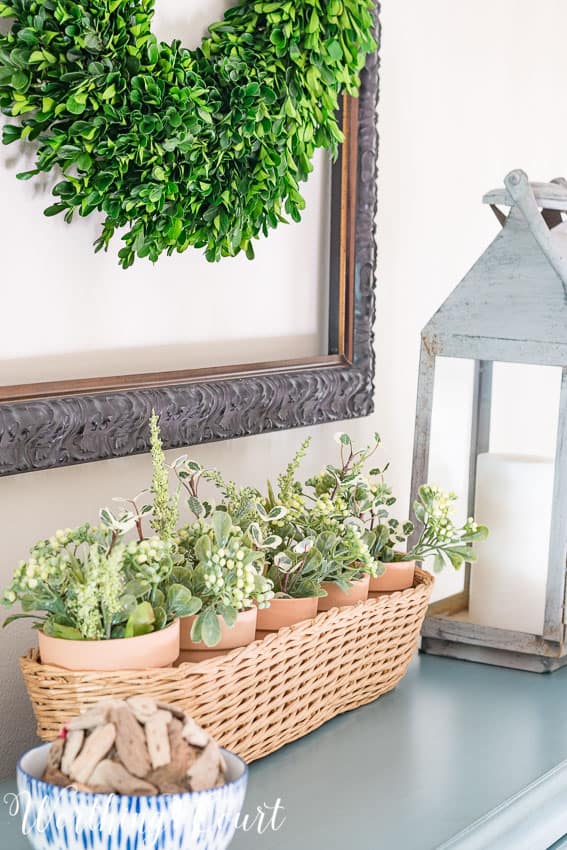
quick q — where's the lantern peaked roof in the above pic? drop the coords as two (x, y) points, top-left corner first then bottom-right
(423, 170), (567, 365)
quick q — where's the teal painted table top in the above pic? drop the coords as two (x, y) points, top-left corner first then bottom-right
(3, 654), (567, 850)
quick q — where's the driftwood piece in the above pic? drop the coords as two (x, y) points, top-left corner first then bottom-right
(67, 699), (125, 731)
(42, 697), (226, 795)
(182, 717), (209, 749)
(187, 740), (222, 792)
(147, 718), (196, 794)
(69, 723), (116, 784)
(127, 695), (158, 724)
(43, 766), (70, 788)
(111, 705), (151, 778)
(145, 709), (171, 770)
(61, 730), (85, 776)
(157, 701), (186, 721)
(46, 737), (65, 771)
(89, 760), (157, 796)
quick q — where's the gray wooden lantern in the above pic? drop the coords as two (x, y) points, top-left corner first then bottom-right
(410, 169), (567, 672)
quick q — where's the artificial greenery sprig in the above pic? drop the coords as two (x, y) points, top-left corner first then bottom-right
(306, 430), (384, 503)
(149, 411), (178, 541)
(0, 0), (377, 267)
(1, 522), (199, 640)
(175, 510), (273, 647)
(258, 437), (381, 591)
(308, 433), (488, 575)
(378, 485), (489, 572)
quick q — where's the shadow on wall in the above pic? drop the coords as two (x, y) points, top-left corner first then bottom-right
(1, 334), (327, 386)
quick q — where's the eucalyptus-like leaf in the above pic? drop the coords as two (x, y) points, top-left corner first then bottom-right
(218, 603), (238, 629)
(3, 613), (46, 628)
(294, 538), (314, 555)
(195, 534), (212, 563)
(190, 614), (203, 644)
(267, 506), (288, 521)
(153, 606), (167, 630)
(334, 432), (351, 445)
(123, 579), (151, 598)
(247, 522), (263, 546)
(199, 609), (222, 647)
(304, 548), (323, 572)
(124, 601), (155, 638)
(212, 510), (232, 547)
(99, 508), (113, 527)
(432, 553), (446, 574)
(274, 553), (293, 573)
(445, 550), (465, 570)
(115, 594), (138, 623)
(263, 535), (282, 550)
(188, 495), (205, 518)
(46, 622), (84, 640)
(255, 502), (268, 520)
(413, 501), (426, 524)
(315, 532), (336, 554)
(461, 526), (489, 543)
(167, 583), (202, 618)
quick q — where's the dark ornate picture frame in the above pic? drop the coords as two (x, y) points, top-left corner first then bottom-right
(0, 16), (379, 477)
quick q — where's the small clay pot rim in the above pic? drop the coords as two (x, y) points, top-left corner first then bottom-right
(379, 550), (416, 564)
(322, 575), (370, 586)
(39, 619), (179, 644)
(270, 594), (318, 600)
(378, 558), (417, 567)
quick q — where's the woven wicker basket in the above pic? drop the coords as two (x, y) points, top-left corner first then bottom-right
(20, 569), (433, 763)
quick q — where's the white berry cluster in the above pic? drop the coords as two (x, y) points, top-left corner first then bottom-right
(2, 524), (101, 604)
(175, 520), (209, 567)
(122, 536), (174, 588)
(197, 531), (273, 611)
(313, 491), (350, 518)
(423, 486), (459, 542)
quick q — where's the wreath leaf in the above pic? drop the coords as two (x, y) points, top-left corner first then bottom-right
(0, 0), (377, 268)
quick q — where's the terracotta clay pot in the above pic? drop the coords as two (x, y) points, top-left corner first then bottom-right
(370, 560), (416, 593)
(38, 619), (180, 671)
(255, 596), (318, 638)
(317, 574), (370, 611)
(179, 607), (258, 663)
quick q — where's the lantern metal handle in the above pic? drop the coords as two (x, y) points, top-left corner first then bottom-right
(504, 169), (567, 296)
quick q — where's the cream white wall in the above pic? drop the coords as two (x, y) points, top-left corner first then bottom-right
(2, 0), (567, 776)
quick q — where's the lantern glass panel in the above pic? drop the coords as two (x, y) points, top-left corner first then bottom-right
(490, 363), (561, 455)
(425, 358), (562, 636)
(428, 357), (473, 604)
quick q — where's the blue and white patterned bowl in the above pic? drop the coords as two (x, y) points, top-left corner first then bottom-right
(17, 742), (248, 850)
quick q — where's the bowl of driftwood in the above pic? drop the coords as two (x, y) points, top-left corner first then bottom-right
(16, 696), (248, 850)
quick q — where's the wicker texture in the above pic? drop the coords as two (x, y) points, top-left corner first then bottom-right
(21, 569), (433, 763)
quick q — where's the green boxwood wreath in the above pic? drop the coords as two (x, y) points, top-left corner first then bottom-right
(0, 0), (376, 267)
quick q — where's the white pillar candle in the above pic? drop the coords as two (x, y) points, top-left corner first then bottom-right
(469, 453), (554, 635)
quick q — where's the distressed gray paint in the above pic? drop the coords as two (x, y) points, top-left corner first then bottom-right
(463, 360), (493, 601)
(411, 170), (567, 671)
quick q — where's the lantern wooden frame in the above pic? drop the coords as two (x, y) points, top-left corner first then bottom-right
(410, 170), (567, 672)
